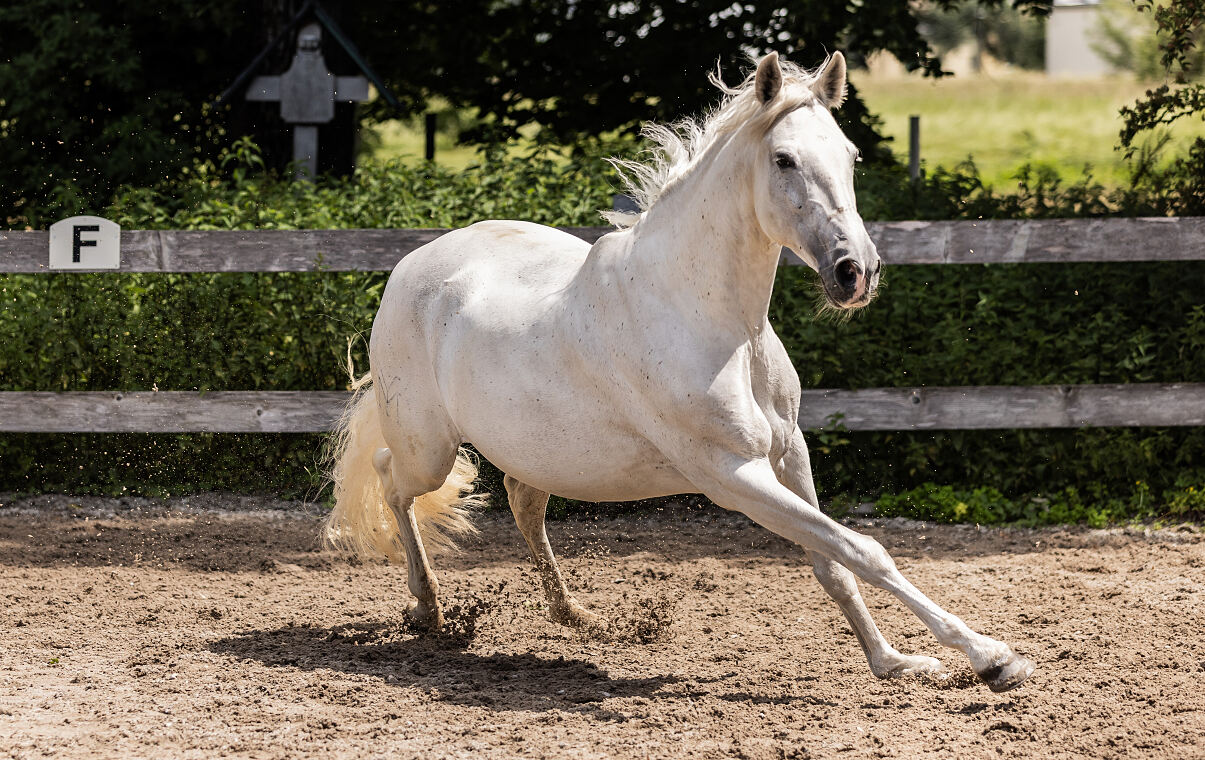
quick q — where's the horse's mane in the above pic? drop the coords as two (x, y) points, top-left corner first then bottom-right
(602, 54), (831, 228)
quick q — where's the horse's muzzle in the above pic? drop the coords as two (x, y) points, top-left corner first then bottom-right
(825, 255), (880, 308)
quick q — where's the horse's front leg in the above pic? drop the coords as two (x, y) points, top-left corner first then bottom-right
(777, 431), (943, 679)
(694, 452), (1034, 692)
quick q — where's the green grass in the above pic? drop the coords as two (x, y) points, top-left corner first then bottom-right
(853, 71), (1205, 188)
(365, 106), (549, 170)
(368, 72), (1205, 189)
(367, 118), (484, 170)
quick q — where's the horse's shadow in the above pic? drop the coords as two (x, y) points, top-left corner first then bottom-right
(207, 621), (678, 715)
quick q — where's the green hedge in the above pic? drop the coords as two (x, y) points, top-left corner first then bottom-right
(874, 478), (1205, 528)
(2, 142), (1202, 524)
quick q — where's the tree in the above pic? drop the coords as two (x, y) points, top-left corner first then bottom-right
(1112, 1), (1205, 213)
(1119, 0), (1205, 152)
(918, 3), (1046, 71)
(347, 1), (1050, 155)
(1094, 0), (1205, 81)
(0, 1), (256, 227)
(0, 0), (1051, 226)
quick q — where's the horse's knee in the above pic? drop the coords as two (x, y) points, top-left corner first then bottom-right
(502, 473), (522, 504)
(777, 431), (819, 505)
(839, 532), (897, 584)
(376, 445), (458, 502)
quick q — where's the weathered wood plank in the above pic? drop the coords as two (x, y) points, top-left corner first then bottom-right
(1, 384), (1201, 433)
(0, 228), (612, 273)
(0, 391), (349, 433)
(867, 217), (1205, 265)
(797, 383), (1205, 430)
(3, 218), (1204, 272)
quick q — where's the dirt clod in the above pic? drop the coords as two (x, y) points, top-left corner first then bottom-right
(608, 591), (678, 644)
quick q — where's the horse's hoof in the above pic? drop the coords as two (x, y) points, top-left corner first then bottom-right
(553, 600), (603, 631)
(976, 652), (1035, 692)
(875, 653), (945, 679)
(406, 601), (445, 631)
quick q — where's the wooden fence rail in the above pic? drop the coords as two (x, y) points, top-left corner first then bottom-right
(1, 384), (1202, 433)
(3, 217), (1205, 272)
(2, 217), (1202, 432)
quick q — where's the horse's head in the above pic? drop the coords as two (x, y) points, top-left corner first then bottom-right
(749, 52), (881, 310)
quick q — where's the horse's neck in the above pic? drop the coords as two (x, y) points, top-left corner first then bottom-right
(628, 141), (781, 336)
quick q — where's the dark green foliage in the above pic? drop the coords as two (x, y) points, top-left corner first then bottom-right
(393, 0), (1051, 148)
(0, 269), (383, 393)
(379, 0), (951, 162)
(770, 256), (1205, 513)
(103, 139), (618, 231)
(1132, 0), (1205, 78)
(0, 144), (620, 496)
(0, 0), (255, 228)
(877, 473), (1205, 527)
(1, 144), (1201, 523)
(2, 0), (1052, 224)
(771, 262), (1205, 392)
(1096, 0), (1205, 80)
(1114, 1), (1205, 217)
(3, 433), (325, 499)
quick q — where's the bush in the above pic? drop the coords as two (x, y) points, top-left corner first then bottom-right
(877, 475), (1205, 527)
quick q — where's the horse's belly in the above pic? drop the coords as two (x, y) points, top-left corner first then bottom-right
(478, 435), (693, 502)
(437, 315), (698, 500)
(452, 378), (695, 501)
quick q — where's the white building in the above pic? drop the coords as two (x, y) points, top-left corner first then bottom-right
(1046, 0), (1115, 77)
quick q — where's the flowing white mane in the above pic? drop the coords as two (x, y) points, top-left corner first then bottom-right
(603, 55), (833, 228)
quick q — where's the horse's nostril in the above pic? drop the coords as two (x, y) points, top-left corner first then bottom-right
(836, 259), (861, 291)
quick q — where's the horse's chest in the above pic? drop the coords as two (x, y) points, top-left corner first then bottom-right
(750, 344), (801, 459)
(653, 337), (800, 462)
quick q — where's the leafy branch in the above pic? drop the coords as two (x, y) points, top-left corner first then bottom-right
(1120, 1), (1205, 154)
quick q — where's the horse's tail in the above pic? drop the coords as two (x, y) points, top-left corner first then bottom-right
(323, 373), (481, 563)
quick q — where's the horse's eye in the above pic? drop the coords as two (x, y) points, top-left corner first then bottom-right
(774, 153), (796, 170)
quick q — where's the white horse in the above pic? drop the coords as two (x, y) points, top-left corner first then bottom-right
(325, 52), (1034, 692)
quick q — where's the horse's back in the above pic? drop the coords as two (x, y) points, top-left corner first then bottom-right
(374, 219), (585, 350)
(387, 220), (589, 305)
(374, 217), (591, 367)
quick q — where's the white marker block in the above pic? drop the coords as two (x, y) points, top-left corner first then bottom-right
(49, 216), (121, 270)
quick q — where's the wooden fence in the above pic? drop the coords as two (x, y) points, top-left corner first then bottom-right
(2, 217), (1203, 433)
(5, 217), (1205, 272)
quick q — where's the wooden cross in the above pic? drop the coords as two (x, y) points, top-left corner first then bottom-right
(244, 23), (369, 180)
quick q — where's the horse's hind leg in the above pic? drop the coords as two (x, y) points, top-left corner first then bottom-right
(504, 474), (601, 630)
(372, 448), (445, 629)
(781, 431), (942, 678)
(809, 553), (943, 678)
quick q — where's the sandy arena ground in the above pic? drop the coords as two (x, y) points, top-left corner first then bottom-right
(1, 493), (1202, 759)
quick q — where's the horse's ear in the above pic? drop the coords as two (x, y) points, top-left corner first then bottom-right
(755, 52), (783, 105)
(813, 51), (847, 109)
